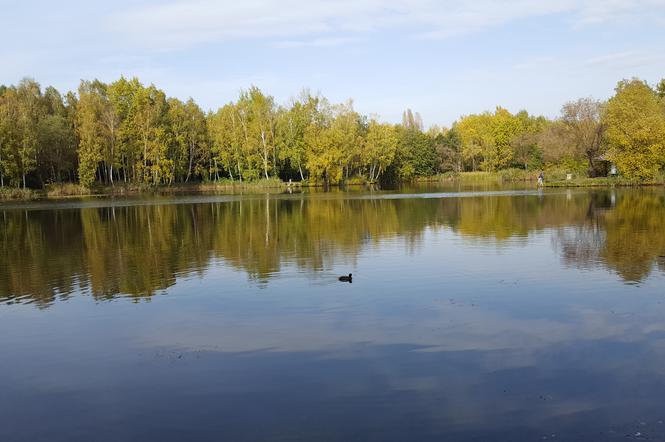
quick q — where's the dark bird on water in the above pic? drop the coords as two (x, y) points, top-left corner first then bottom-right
(338, 273), (352, 283)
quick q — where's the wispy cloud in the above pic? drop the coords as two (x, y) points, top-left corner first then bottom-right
(107, 0), (665, 50)
(586, 51), (665, 69)
(273, 37), (360, 49)
(513, 56), (560, 71)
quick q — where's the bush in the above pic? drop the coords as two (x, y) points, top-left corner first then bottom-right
(498, 168), (537, 182)
(0, 187), (39, 201)
(45, 183), (89, 197)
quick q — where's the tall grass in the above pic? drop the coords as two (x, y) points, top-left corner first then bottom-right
(0, 187), (40, 200)
(45, 183), (89, 197)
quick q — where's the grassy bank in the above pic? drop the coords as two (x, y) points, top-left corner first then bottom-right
(0, 187), (40, 201)
(3, 172), (664, 202)
(544, 176), (665, 187)
(417, 169), (538, 183)
(419, 170), (665, 188)
(93, 178), (296, 195)
(0, 178), (299, 201)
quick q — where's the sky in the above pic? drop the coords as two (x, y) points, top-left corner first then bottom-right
(2, 0), (665, 126)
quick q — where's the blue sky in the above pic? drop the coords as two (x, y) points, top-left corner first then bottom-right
(2, 0), (665, 126)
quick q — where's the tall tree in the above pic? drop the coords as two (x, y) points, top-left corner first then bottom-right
(131, 83), (168, 183)
(242, 87), (277, 179)
(456, 112), (492, 171)
(75, 81), (105, 187)
(16, 79), (45, 187)
(276, 91), (320, 181)
(209, 102), (245, 181)
(0, 86), (13, 186)
(362, 120), (398, 181)
(604, 79), (665, 180)
(167, 98), (207, 183)
(436, 127), (463, 173)
(38, 87), (76, 183)
(305, 100), (361, 184)
(560, 98), (606, 176)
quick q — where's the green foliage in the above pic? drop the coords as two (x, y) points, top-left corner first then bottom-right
(76, 80), (106, 187)
(431, 127), (462, 173)
(657, 78), (665, 99)
(362, 120), (398, 181)
(560, 97), (606, 176)
(604, 79), (665, 180)
(305, 100), (361, 184)
(390, 127), (437, 180)
(1, 75), (665, 191)
(276, 91), (323, 181)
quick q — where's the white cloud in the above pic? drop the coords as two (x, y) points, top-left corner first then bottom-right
(513, 56), (560, 71)
(573, 0), (665, 25)
(586, 51), (665, 69)
(273, 37), (360, 49)
(108, 0), (665, 50)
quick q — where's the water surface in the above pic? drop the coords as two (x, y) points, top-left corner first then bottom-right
(2, 186), (665, 441)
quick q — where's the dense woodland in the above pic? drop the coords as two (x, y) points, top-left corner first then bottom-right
(0, 76), (664, 189)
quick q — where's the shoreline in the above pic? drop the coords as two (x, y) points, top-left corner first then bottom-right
(416, 171), (665, 188)
(2, 174), (664, 202)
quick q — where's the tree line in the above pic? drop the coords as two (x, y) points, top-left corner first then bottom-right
(0, 76), (664, 189)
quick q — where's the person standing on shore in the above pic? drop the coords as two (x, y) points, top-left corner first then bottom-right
(537, 172), (544, 187)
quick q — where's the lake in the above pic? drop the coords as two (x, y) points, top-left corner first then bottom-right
(2, 185), (665, 441)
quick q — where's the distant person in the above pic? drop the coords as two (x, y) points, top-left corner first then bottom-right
(537, 172), (544, 187)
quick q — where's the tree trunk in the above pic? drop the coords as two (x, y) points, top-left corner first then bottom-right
(587, 153), (595, 177)
(143, 134), (148, 182)
(186, 141), (193, 182)
(109, 125), (115, 186)
(261, 130), (269, 179)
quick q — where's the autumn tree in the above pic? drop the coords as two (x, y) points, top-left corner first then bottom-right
(167, 98), (207, 182)
(435, 127), (463, 173)
(305, 100), (361, 184)
(560, 98), (606, 176)
(456, 112), (493, 171)
(75, 81), (106, 187)
(37, 87), (76, 183)
(14, 79), (44, 188)
(276, 91), (320, 181)
(362, 120), (398, 181)
(604, 79), (665, 180)
(209, 103), (245, 181)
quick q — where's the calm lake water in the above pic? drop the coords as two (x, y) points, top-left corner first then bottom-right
(2, 185), (665, 441)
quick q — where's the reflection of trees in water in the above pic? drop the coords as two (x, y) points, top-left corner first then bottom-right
(1, 190), (664, 306)
(601, 193), (665, 282)
(552, 193), (609, 271)
(553, 225), (606, 271)
(553, 191), (665, 282)
(0, 197), (434, 305)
